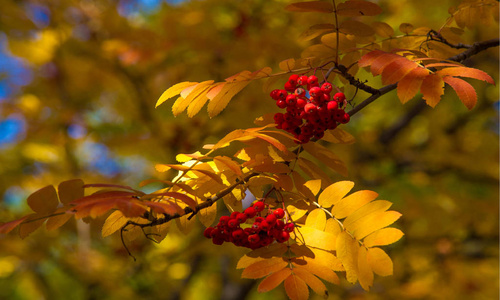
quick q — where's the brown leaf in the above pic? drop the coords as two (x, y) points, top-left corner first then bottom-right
(337, 0), (382, 16)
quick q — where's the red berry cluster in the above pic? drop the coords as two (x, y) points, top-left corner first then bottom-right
(271, 74), (350, 143)
(203, 201), (295, 249)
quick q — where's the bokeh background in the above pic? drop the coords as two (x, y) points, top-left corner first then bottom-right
(0, 0), (498, 299)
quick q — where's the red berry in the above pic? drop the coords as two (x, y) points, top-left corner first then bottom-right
(304, 103), (317, 114)
(219, 216), (230, 226)
(228, 218), (238, 228)
(309, 86), (322, 98)
(232, 229), (245, 240)
(333, 92), (346, 102)
(204, 227), (214, 239)
(253, 201), (265, 212)
(321, 82), (333, 94)
(288, 74), (299, 85)
(307, 75), (319, 86)
(244, 207), (257, 218)
(277, 231), (290, 243)
(296, 98), (307, 109)
(273, 208), (285, 219)
(230, 211), (239, 219)
(274, 113), (284, 123)
(248, 234), (260, 244)
(212, 237), (224, 245)
(294, 87), (306, 97)
(297, 75), (309, 86)
(285, 94), (297, 106)
(340, 112), (350, 124)
(327, 101), (338, 110)
(265, 214), (277, 225)
(276, 100), (287, 109)
(270, 89), (280, 100)
(284, 81), (296, 92)
(275, 219), (285, 230)
(284, 223), (295, 232)
(277, 89), (288, 100)
(236, 213), (247, 224)
(259, 220), (270, 231)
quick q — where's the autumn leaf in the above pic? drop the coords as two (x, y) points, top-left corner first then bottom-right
(27, 185), (59, 215)
(156, 82), (197, 108)
(318, 181), (355, 208)
(284, 273), (309, 300)
(241, 257), (288, 279)
(336, 230), (359, 283)
(285, 1), (334, 13)
(363, 227), (404, 247)
(367, 247), (393, 276)
(258, 268), (292, 292)
(331, 190), (379, 219)
(443, 76), (478, 109)
(421, 74), (444, 107)
(357, 246), (374, 291)
(336, 0), (382, 16)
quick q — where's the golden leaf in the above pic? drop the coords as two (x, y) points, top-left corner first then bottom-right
(357, 246), (374, 291)
(343, 200), (392, 229)
(284, 274), (309, 300)
(258, 268), (292, 292)
(102, 211), (128, 237)
(331, 190), (378, 219)
(156, 82), (197, 108)
(336, 230), (359, 283)
(318, 181), (355, 208)
(348, 210), (402, 240)
(293, 268), (328, 298)
(363, 227), (404, 247)
(304, 179), (322, 196)
(305, 208), (326, 231)
(293, 226), (336, 251)
(367, 247), (393, 276)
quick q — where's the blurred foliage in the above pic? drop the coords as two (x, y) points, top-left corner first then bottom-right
(0, 0), (498, 299)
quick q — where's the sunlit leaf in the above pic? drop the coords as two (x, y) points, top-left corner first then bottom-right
(172, 80), (214, 116)
(397, 67), (429, 104)
(293, 225), (336, 251)
(421, 74), (444, 107)
(336, 230), (359, 283)
(305, 208), (326, 230)
(156, 82), (197, 107)
(237, 243), (288, 269)
(294, 261), (340, 284)
(349, 210), (402, 240)
(442, 76), (477, 109)
(363, 227), (404, 247)
(45, 208), (72, 231)
(357, 246), (374, 291)
(436, 66), (495, 85)
(293, 268), (328, 298)
(318, 181), (355, 208)
(367, 247), (393, 276)
(102, 211), (128, 237)
(343, 200), (393, 229)
(331, 190), (378, 219)
(303, 179), (322, 196)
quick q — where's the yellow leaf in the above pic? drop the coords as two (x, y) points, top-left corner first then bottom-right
(208, 81), (250, 118)
(318, 181), (354, 208)
(102, 211), (128, 237)
(336, 231), (359, 284)
(175, 214), (196, 235)
(322, 128), (355, 144)
(307, 248), (344, 271)
(279, 58), (295, 71)
(367, 247), (393, 276)
(357, 246), (374, 291)
(305, 208), (326, 231)
(27, 185), (59, 214)
(363, 227), (404, 247)
(302, 142), (348, 176)
(343, 200), (393, 229)
(241, 257), (288, 279)
(258, 268), (292, 292)
(237, 243), (288, 269)
(286, 200), (310, 221)
(336, 0), (382, 16)
(213, 156), (242, 176)
(325, 218), (341, 236)
(284, 274), (309, 300)
(58, 179), (84, 205)
(304, 179), (322, 196)
(172, 81), (214, 116)
(293, 226), (336, 251)
(349, 211), (402, 240)
(331, 190), (379, 219)
(293, 268), (328, 298)
(156, 82), (197, 108)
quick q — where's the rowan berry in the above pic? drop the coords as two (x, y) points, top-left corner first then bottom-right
(288, 74), (299, 86)
(307, 75), (319, 86)
(321, 82), (333, 94)
(244, 207), (257, 218)
(204, 227), (214, 239)
(304, 103), (317, 114)
(333, 92), (346, 102)
(253, 201), (265, 212)
(297, 75), (309, 86)
(277, 231), (290, 243)
(273, 208), (285, 219)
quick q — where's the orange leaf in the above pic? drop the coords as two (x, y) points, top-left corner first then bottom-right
(19, 214), (45, 239)
(369, 53), (405, 76)
(358, 50), (384, 68)
(397, 67), (429, 104)
(372, 21), (394, 38)
(293, 268), (328, 297)
(102, 211), (128, 237)
(27, 185), (59, 214)
(241, 257), (288, 279)
(258, 268), (292, 293)
(381, 58), (419, 85)
(436, 66), (495, 85)
(144, 200), (183, 216)
(284, 273), (309, 300)
(294, 262), (340, 285)
(336, 0), (382, 16)
(285, 1), (333, 13)
(151, 192), (197, 209)
(0, 216), (28, 234)
(45, 208), (72, 231)
(421, 74), (444, 107)
(443, 76), (477, 110)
